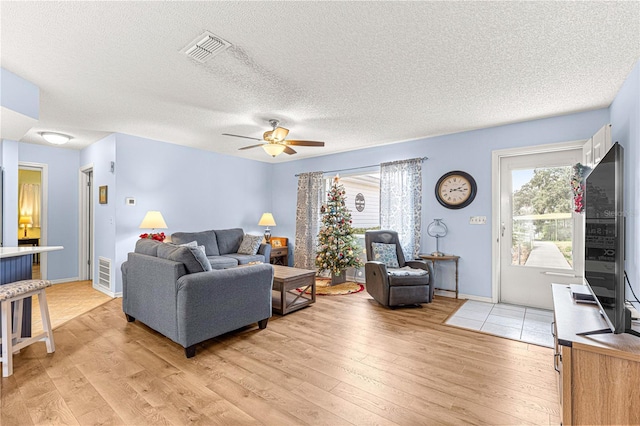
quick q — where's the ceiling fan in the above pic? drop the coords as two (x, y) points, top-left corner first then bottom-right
(222, 119), (325, 157)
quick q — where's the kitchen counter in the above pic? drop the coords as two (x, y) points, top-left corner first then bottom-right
(0, 246), (63, 258)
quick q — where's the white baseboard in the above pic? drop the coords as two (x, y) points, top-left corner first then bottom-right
(434, 289), (457, 298)
(49, 277), (79, 284)
(458, 293), (493, 303)
(92, 283), (120, 298)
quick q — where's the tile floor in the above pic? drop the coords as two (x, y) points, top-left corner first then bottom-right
(446, 300), (555, 348)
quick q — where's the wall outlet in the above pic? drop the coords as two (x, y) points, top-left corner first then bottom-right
(470, 216), (487, 225)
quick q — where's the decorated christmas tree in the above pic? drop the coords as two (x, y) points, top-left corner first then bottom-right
(316, 175), (363, 284)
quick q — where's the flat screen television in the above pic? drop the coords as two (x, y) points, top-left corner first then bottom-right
(582, 142), (635, 336)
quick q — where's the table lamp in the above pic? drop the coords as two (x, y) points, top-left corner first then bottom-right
(139, 211), (168, 232)
(19, 216), (33, 237)
(258, 213), (276, 243)
(427, 218), (448, 256)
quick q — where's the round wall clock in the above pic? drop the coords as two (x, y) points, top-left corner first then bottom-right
(435, 171), (477, 209)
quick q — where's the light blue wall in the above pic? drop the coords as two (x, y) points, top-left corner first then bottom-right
(80, 134), (117, 290)
(610, 60), (640, 296)
(0, 68), (39, 120)
(1, 140), (19, 247)
(112, 134), (273, 293)
(19, 143), (80, 281)
(3, 58), (637, 302)
(272, 108), (610, 299)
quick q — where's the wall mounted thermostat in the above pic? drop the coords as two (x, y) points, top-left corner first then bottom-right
(125, 197), (136, 206)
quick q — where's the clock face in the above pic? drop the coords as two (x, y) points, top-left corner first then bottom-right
(435, 171), (477, 209)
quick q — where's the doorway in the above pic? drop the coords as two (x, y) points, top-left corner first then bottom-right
(492, 142), (584, 310)
(18, 162), (47, 279)
(79, 165), (94, 282)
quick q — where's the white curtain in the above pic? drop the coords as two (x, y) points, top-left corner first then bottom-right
(380, 158), (423, 260)
(294, 171), (324, 270)
(19, 183), (41, 227)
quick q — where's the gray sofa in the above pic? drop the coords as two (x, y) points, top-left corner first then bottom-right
(121, 239), (274, 358)
(171, 228), (271, 269)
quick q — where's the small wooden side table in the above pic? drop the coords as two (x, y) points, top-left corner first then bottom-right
(418, 254), (460, 299)
(269, 237), (288, 266)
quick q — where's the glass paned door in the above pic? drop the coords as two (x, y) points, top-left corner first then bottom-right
(500, 148), (583, 309)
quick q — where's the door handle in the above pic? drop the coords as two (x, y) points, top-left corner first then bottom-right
(554, 353), (561, 373)
(501, 222), (505, 237)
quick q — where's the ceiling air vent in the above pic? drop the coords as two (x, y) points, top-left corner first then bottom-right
(181, 31), (232, 63)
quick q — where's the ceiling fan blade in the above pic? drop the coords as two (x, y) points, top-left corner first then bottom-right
(222, 133), (263, 141)
(283, 146), (297, 155)
(238, 143), (265, 151)
(285, 140), (325, 147)
(272, 126), (289, 141)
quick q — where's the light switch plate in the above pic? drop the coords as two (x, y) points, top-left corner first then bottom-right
(470, 216), (487, 225)
(125, 197), (136, 206)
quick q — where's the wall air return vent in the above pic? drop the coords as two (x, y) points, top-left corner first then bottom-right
(181, 31), (232, 63)
(98, 256), (112, 290)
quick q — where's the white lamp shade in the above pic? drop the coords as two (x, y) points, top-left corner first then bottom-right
(19, 216), (33, 226)
(258, 213), (276, 227)
(262, 143), (286, 157)
(139, 211), (168, 229)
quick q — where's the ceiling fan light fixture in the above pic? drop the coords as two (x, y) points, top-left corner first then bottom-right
(272, 126), (289, 141)
(40, 131), (71, 145)
(262, 143), (286, 157)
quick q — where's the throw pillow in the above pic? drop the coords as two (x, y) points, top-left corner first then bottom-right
(186, 245), (212, 272)
(371, 242), (400, 268)
(179, 241), (198, 248)
(237, 234), (263, 255)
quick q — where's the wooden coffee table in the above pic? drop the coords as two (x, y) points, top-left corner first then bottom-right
(271, 265), (316, 315)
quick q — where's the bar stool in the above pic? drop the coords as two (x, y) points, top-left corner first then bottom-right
(0, 279), (55, 377)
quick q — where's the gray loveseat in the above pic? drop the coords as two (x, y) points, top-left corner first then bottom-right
(171, 228), (271, 269)
(121, 239), (274, 358)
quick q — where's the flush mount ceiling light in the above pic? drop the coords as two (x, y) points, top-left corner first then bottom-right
(40, 131), (71, 145)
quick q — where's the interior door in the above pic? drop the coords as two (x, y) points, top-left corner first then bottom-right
(499, 148), (583, 309)
(79, 167), (93, 281)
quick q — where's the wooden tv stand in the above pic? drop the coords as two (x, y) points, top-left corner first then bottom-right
(552, 284), (640, 425)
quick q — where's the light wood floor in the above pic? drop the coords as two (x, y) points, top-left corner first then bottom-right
(1, 291), (560, 425)
(31, 280), (113, 334)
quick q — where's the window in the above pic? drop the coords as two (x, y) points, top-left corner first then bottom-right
(323, 171), (380, 233)
(321, 170), (380, 279)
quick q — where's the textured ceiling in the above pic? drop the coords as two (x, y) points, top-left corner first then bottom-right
(1, 1), (639, 162)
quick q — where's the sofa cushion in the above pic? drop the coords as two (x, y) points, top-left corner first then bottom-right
(371, 242), (400, 268)
(208, 256), (239, 270)
(171, 230), (220, 256)
(222, 254), (265, 265)
(135, 239), (163, 256)
(215, 228), (244, 255)
(158, 244), (208, 274)
(237, 234), (262, 255)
